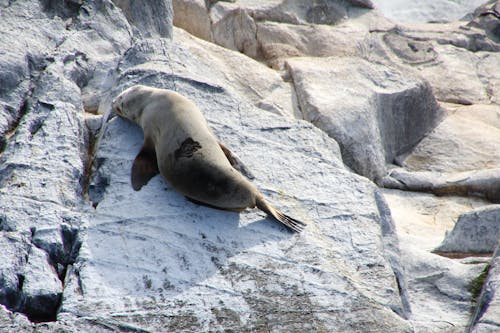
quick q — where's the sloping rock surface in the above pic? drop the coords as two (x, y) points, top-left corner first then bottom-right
(0, 0), (413, 332)
(62, 38), (410, 332)
(1, 0), (500, 332)
(470, 245), (500, 332)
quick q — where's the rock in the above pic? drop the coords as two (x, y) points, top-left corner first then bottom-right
(0, 305), (33, 333)
(31, 224), (81, 274)
(0, 233), (30, 312)
(382, 168), (500, 203)
(257, 21), (369, 69)
(382, 189), (489, 251)
(381, 30), (438, 64)
(371, 0), (487, 23)
(173, 0), (500, 107)
(84, 114), (104, 137)
(374, 27), (499, 104)
(111, 0), (173, 38)
(400, 242), (486, 332)
(174, 28), (298, 118)
(349, 0), (374, 9)
(172, 0), (380, 63)
(0, 0), (132, 233)
(1, 0), (499, 331)
(173, 0), (212, 41)
(287, 56), (442, 182)
(211, 0), (349, 27)
(470, 244), (500, 332)
(20, 246), (63, 322)
(468, 0), (500, 41)
(211, 5), (260, 58)
(363, 22), (500, 109)
(418, 44), (490, 105)
(0, 72), (86, 231)
(382, 189), (490, 331)
(401, 104), (500, 173)
(434, 205), (500, 255)
(0, 1), (67, 148)
(0, 0), (133, 326)
(57, 38), (412, 332)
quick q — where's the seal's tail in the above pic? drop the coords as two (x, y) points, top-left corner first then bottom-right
(256, 196), (306, 233)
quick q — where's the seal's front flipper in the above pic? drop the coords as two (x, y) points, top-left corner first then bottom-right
(131, 144), (159, 191)
(218, 142), (255, 180)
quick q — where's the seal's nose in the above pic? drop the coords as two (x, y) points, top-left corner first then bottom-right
(111, 97), (121, 115)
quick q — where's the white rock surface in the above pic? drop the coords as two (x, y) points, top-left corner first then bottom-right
(435, 205), (500, 254)
(382, 189), (491, 331)
(383, 167), (500, 203)
(1, 0), (499, 331)
(173, 0), (212, 41)
(173, 0), (385, 67)
(382, 189), (489, 251)
(174, 28), (298, 118)
(20, 246), (63, 322)
(111, 0), (173, 38)
(287, 56), (441, 182)
(58, 38), (411, 332)
(0, 233), (30, 313)
(470, 245), (500, 332)
(372, 0), (486, 23)
(402, 104), (500, 173)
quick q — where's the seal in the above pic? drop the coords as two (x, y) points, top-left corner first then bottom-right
(112, 85), (306, 232)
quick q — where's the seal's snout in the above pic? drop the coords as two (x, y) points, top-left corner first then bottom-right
(111, 97), (122, 115)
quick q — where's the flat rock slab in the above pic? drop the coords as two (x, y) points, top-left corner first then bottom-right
(382, 189), (488, 251)
(402, 104), (500, 173)
(382, 189), (490, 331)
(59, 39), (411, 332)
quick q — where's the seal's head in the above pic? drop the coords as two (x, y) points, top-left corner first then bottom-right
(112, 85), (152, 122)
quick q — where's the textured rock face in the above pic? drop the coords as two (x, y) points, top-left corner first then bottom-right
(62, 38), (410, 332)
(1, 0), (500, 332)
(287, 56), (441, 182)
(382, 189), (491, 331)
(372, 0), (487, 22)
(402, 104), (500, 173)
(470, 246), (500, 332)
(435, 206), (500, 254)
(111, 0), (173, 38)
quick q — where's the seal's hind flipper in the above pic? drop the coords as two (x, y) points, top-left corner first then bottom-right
(131, 143), (159, 191)
(256, 196), (306, 233)
(218, 142), (255, 180)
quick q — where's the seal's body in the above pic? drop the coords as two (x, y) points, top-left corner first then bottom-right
(112, 85), (305, 232)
